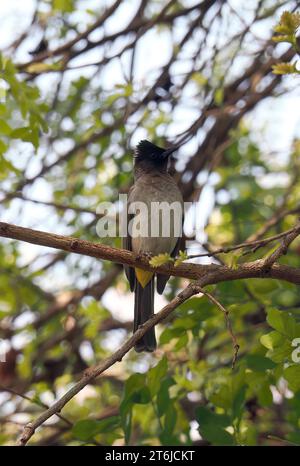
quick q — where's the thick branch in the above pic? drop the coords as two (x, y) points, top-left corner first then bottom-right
(1, 221), (300, 285)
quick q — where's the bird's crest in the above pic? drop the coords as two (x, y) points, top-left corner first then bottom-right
(134, 140), (166, 161)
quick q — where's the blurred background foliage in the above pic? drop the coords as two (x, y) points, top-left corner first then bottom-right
(0, 0), (300, 446)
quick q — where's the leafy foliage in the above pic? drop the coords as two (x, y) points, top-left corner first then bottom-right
(149, 253), (173, 267)
(0, 55), (48, 154)
(272, 11), (300, 75)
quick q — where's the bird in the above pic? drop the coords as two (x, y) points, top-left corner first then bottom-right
(28, 38), (48, 56)
(123, 140), (184, 352)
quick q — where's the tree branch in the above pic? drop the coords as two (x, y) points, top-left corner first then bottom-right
(188, 223), (300, 259)
(199, 289), (240, 369)
(1, 221), (300, 285)
(263, 222), (300, 269)
(17, 280), (203, 445)
(0, 385), (72, 428)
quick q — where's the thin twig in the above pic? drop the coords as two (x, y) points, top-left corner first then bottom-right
(198, 290), (239, 369)
(263, 222), (300, 269)
(0, 385), (72, 427)
(188, 223), (300, 259)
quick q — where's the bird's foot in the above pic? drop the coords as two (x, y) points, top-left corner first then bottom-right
(136, 251), (153, 262)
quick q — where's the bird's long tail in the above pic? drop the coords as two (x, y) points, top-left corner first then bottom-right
(134, 277), (156, 352)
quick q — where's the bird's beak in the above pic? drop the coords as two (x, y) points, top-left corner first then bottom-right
(162, 143), (181, 158)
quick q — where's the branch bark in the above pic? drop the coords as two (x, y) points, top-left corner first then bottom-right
(1, 221), (300, 285)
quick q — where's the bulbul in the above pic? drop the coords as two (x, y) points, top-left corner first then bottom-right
(28, 38), (48, 56)
(123, 140), (183, 352)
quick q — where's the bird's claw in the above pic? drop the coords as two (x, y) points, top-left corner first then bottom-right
(136, 251), (153, 262)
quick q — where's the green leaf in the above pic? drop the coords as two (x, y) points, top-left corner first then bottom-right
(53, 0), (74, 12)
(173, 317), (197, 330)
(10, 126), (39, 148)
(258, 382), (273, 407)
(274, 11), (300, 35)
(150, 253), (173, 267)
(230, 252), (240, 269)
(10, 127), (31, 139)
(72, 420), (99, 442)
(122, 373), (150, 404)
(120, 406), (132, 445)
(284, 365), (300, 392)
(174, 332), (188, 351)
(160, 326), (183, 344)
(190, 72), (208, 86)
(245, 354), (276, 372)
(266, 308), (300, 339)
(214, 88), (224, 106)
(147, 356), (168, 397)
(72, 417), (120, 442)
(272, 62), (298, 75)
(174, 250), (188, 267)
(0, 140), (7, 155)
(0, 119), (11, 136)
(260, 331), (282, 350)
(161, 401), (177, 443)
(232, 385), (247, 421)
(260, 331), (292, 363)
(196, 407), (234, 446)
(25, 62), (62, 74)
(120, 373), (151, 444)
(248, 279), (279, 295)
(272, 35), (294, 44)
(0, 88), (6, 100)
(157, 377), (175, 417)
(0, 154), (19, 178)
(178, 297), (212, 320)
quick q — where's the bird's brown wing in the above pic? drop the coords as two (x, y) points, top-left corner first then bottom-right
(122, 200), (135, 292)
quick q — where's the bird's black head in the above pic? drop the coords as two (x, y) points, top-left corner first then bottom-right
(134, 140), (178, 173)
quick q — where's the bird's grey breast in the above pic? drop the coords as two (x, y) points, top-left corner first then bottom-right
(128, 174), (183, 255)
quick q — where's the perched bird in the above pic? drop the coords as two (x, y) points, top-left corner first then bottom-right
(123, 140), (183, 352)
(28, 38), (48, 56)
